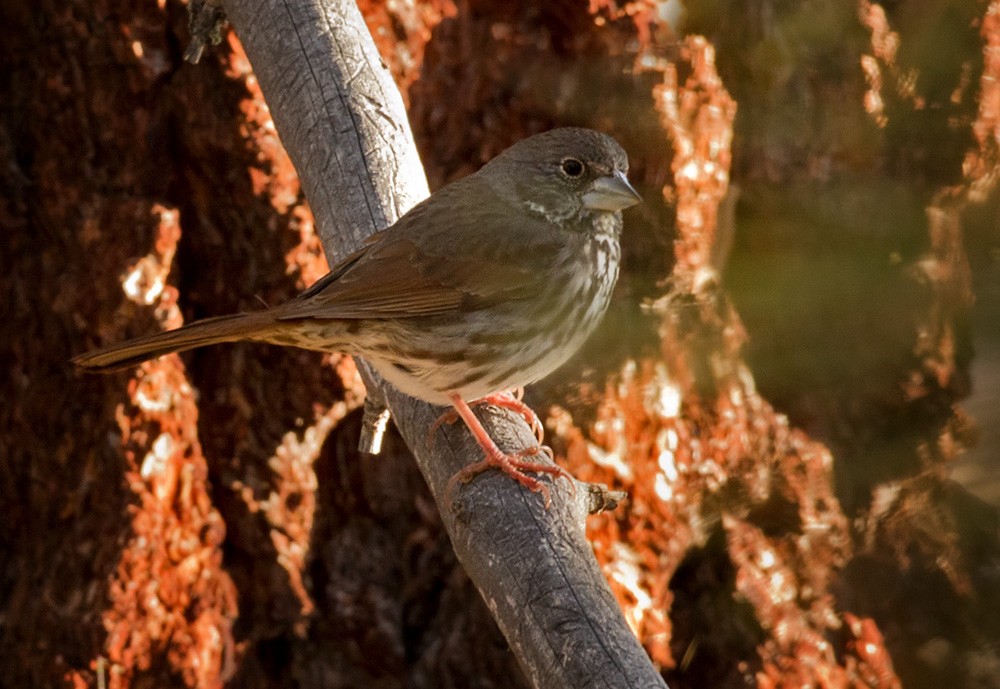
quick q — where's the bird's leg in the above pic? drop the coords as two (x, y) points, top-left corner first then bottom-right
(427, 388), (544, 447)
(444, 393), (572, 508)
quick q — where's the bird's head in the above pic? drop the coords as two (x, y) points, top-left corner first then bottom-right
(482, 128), (642, 226)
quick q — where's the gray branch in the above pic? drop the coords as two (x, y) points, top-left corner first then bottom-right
(219, 1), (667, 687)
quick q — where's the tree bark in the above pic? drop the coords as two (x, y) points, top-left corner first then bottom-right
(218, 0), (667, 687)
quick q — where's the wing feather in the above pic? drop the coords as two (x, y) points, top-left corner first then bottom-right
(276, 177), (560, 321)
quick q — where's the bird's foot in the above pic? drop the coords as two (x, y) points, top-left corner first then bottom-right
(477, 388), (545, 444)
(445, 444), (569, 509)
(442, 393), (573, 509)
(427, 388), (544, 448)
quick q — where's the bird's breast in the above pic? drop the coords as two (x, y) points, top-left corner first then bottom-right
(507, 218), (621, 382)
(357, 217), (622, 404)
(580, 219), (621, 321)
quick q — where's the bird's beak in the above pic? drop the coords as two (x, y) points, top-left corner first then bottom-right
(582, 170), (642, 212)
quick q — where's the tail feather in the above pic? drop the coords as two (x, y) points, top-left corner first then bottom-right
(72, 311), (281, 373)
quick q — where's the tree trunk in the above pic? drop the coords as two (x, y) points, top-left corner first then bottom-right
(219, 1), (666, 687)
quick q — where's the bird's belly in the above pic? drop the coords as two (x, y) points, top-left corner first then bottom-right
(366, 274), (615, 405)
(370, 332), (588, 406)
(360, 230), (620, 406)
(367, 354), (457, 405)
(365, 331), (562, 406)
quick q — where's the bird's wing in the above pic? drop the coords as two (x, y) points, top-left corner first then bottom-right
(276, 180), (560, 321)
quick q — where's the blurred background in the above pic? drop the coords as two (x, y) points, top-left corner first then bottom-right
(1, 1), (998, 688)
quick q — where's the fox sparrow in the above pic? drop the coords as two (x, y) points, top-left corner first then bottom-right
(74, 128), (641, 503)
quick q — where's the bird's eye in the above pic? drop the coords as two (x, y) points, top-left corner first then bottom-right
(560, 158), (585, 177)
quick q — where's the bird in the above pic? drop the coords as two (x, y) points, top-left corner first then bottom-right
(74, 127), (641, 504)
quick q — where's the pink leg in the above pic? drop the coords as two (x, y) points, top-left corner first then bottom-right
(444, 393), (572, 508)
(427, 388), (544, 447)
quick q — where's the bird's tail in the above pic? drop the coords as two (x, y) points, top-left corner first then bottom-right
(72, 311), (284, 373)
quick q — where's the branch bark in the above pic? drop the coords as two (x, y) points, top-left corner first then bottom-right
(219, 1), (667, 686)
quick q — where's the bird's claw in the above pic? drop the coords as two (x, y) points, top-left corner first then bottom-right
(428, 389), (545, 450)
(445, 443), (572, 510)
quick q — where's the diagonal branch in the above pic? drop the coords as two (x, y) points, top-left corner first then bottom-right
(218, 1), (666, 686)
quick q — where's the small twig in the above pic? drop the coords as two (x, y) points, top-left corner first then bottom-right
(358, 392), (392, 455)
(585, 483), (628, 514)
(185, 0), (227, 65)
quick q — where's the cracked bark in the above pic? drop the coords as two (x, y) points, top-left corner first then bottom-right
(219, 1), (667, 686)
